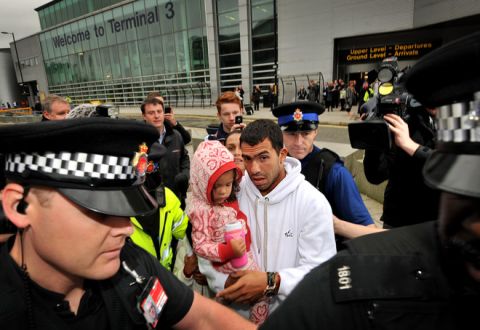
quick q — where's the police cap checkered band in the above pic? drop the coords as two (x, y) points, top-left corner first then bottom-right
(436, 99), (480, 146)
(0, 118), (160, 216)
(5, 151), (135, 184)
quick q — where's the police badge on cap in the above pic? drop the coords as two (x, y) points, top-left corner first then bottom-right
(272, 102), (325, 132)
(0, 118), (160, 216)
(405, 31), (480, 198)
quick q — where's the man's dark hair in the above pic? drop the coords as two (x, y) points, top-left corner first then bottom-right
(140, 97), (164, 114)
(240, 119), (283, 153)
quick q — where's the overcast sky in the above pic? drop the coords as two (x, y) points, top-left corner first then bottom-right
(0, 0), (47, 48)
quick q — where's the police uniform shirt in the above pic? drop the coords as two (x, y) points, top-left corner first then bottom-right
(302, 146), (374, 226)
(0, 239), (194, 330)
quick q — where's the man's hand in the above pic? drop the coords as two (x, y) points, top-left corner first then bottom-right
(164, 107), (177, 126)
(384, 114), (419, 156)
(231, 123), (246, 132)
(217, 270), (267, 304)
(183, 254), (198, 278)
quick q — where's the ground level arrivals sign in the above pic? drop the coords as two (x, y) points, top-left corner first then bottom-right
(339, 41), (440, 63)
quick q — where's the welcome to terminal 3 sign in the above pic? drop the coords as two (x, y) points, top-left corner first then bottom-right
(339, 41), (441, 63)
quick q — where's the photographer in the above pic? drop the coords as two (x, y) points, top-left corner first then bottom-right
(363, 105), (439, 228)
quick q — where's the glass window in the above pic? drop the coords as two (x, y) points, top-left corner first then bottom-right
(218, 11), (239, 28)
(252, 19), (274, 36)
(51, 28), (63, 59)
(162, 35), (177, 73)
(103, 11), (116, 46)
(65, 0), (74, 22)
(112, 7), (126, 44)
(86, 17), (99, 50)
(217, 0), (237, 13)
(150, 35), (165, 75)
(172, 0), (187, 31)
(175, 31), (189, 73)
(64, 55), (74, 83)
(252, 49), (274, 64)
(220, 54), (240, 67)
(39, 11), (46, 29)
(95, 13), (107, 48)
(219, 40), (240, 54)
(128, 41), (141, 77)
(251, 2), (273, 21)
(160, 0), (174, 35)
(100, 47), (112, 80)
(133, 0), (149, 40)
(118, 43), (131, 78)
(109, 45), (121, 79)
(145, 0), (161, 37)
(138, 38), (153, 76)
(189, 28), (206, 70)
(186, 0), (203, 28)
(78, 19), (90, 53)
(58, 26), (69, 58)
(121, 4), (137, 42)
(59, 1), (67, 23)
(252, 35), (275, 50)
(218, 25), (239, 41)
(69, 54), (80, 83)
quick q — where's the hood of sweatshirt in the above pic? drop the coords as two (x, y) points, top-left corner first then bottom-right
(241, 156), (304, 204)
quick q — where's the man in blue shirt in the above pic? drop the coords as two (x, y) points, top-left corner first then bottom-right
(272, 102), (375, 245)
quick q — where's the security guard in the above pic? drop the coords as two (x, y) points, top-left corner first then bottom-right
(0, 118), (254, 330)
(260, 31), (480, 330)
(130, 143), (189, 271)
(272, 102), (375, 243)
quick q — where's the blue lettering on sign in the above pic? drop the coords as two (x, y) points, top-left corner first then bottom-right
(52, 4), (175, 49)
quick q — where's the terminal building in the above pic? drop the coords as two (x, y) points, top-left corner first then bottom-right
(7, 0), (480, 107)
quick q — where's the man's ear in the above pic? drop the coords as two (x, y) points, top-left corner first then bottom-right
(2, 183), (31, 229)
(279, 147), (288, 164)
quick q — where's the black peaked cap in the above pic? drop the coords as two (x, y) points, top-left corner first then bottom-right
(404, 31), (480, 107)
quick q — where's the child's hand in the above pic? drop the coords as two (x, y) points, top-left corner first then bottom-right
(230, 238), (246, 257)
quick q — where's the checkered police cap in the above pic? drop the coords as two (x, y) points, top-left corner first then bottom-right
(404, 31), (480, 198)
(0, 118), (160, 216)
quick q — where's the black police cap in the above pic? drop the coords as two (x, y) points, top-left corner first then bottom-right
(272, 101), (325, 132)
(0, 118), (160, 216)
(404, 31), (480, 198)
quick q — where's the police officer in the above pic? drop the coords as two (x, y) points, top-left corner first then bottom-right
(0, 118), (254, 330)
(260, 31), (480, 330)
(272, 102), (376, 243)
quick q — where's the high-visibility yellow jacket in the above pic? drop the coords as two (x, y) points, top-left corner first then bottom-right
(130, 187), (189, 270)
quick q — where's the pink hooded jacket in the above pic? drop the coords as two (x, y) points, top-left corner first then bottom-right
(189, 140), (252, 267)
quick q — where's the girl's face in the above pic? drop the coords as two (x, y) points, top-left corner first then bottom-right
(212, 170), (235, 205)
(225, 132), (244, 173)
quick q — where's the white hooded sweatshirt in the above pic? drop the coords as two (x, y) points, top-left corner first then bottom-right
(198, 157), (336, 312)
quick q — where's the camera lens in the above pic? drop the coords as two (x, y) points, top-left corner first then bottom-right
(378, 67), (394, 82)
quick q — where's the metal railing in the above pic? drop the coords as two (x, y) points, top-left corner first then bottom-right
(278, 72), (324, 104)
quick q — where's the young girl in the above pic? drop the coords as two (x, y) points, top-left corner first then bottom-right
(189, 140), (269, 324)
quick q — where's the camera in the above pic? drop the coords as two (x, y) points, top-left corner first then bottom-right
(348, 57), (421, 151)
(235, 115), (243, 124)
(164, 106), (172, 114)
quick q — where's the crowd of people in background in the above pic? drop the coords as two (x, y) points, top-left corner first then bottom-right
(1, 31), (480, 329)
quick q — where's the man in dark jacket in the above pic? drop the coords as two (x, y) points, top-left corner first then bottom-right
(363, 98), (439, 228)
(141, 98), (190, 208)
(260, 31), (480, 330)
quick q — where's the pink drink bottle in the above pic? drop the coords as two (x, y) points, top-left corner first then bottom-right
(224, 221), (248, 268)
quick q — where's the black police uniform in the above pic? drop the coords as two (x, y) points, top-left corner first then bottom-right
(260, 222), (479, 330)
(261, 30), (480, 330)
(0, 118), (194, 329)
(0, 239), (193, 330)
